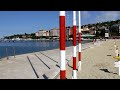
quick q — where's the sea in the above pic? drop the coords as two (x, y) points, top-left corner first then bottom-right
(0, 40), (92, 59)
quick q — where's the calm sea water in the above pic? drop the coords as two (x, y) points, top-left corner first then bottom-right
(0, 40), (92, 59)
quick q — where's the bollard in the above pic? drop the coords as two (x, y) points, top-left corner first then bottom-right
(115, 46), (119, 57)
(115, 61), (120, 76)
(119, 61), (120, 75)
(72, 11), (77, 79)
(113, 55), (120, 76)
(114, 42), (116, 48)
(78, 11), (82, 71)
(114, 41), (116, 45)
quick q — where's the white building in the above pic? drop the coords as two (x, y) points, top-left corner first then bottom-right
(35, 30), (49, 37)
(49, 28), (59, 37)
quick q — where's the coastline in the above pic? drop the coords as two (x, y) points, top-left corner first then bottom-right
(0, 40), (99, 79)
(0, 39), (93, 59)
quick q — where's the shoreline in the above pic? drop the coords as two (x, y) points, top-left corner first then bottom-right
(0, 39), (105, 79)
(0, 40), (93, 60)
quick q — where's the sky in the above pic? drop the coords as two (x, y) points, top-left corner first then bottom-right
(0, 11), (120, 38)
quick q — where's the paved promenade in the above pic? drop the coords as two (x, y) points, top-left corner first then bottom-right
(0, 41), (95, 79)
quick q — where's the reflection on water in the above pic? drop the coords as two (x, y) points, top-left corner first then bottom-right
(0, 40), (92, 59)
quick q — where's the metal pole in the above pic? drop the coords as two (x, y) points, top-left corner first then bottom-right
(13, 47), (16, 58)
(72, 11), (77, 79)
(78, 11), (82, 71)
(60, 11), (66, 79)
(6, 48), (9, 60)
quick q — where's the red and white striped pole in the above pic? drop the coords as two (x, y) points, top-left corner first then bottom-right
(72, 11), (77, 79)
(78, 11), (82, 71)
(59, 11), (66, 79)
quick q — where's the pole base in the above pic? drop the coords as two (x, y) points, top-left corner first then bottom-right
(78, 61), (81, 71)
(118, 61), (120, 76)
(72, 70), (77, 79)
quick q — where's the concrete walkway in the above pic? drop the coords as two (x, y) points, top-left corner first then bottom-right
(0, 41), (99, 79)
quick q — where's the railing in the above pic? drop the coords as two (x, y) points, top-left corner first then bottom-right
(0, 40), (93, 60)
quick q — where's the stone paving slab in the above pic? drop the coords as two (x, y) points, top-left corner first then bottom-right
(0, 58), (37, 79)
(27, 54), (51, 78)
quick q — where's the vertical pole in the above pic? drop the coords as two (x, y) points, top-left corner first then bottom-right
(115, 46), (119, 57)
(118, 61), (120, 75)
(60, 11), (66, 79)
(13, 47), (16, 58)
(6, 48), (9, 60)
(72, 11), (77, 79)
(78, 11), (82, 71)
(114, 41), (116, 48)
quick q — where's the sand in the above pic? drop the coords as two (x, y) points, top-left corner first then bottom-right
(63, 39), (120, 79)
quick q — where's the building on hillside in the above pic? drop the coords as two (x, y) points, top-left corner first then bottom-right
(21, 34), (31, 39)
(35, 30), (49, 37)
(66, 26), (79, 36)
(35, 32), (39, 37)
(111, 24), (120, 36)
(81, 27), (90, 34)
(49, 28), (59, 37)
(45, 31), (49, 36)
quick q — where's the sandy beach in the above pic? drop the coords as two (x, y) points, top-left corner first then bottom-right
(61, 39), (120, 79)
